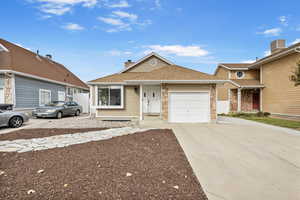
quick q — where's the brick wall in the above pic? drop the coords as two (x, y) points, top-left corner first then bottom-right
(161, 83), (168, 120)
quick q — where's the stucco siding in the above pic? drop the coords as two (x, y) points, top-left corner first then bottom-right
(262, 53), (300, 115)
(231, 69), (259, 80)
(97, 86), (140, 117)
(15, 75), (66, 108)
(126, 57), (170, 72)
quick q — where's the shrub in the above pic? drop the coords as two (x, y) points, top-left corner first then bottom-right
(257, 111), (265, 117)
(263, 112), (271, 117)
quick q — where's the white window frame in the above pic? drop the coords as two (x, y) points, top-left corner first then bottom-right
(96, 85), (124, 109)
(39, 89), (51, 106)
(236, 71), (245, 79)
(58, 91), (66, 101)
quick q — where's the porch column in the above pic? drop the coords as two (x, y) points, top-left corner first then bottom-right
(139, 85), (143, 120)
(237, 88), (241, 112)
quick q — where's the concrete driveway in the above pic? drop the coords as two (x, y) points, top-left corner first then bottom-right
(141, 119), (300, 200)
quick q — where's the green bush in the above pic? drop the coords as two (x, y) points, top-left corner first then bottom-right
(263, 112), (271, 117)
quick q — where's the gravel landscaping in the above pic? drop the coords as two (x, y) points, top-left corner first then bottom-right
(0, 128), (108, 141)
(28, 116), (138, 129)
(0, 129), (207, 200)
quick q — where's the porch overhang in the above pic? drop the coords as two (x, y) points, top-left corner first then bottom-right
(125, 80), (228, 85)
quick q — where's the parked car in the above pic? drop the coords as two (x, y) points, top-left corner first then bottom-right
(32, 101), (82, 119)
(0, 110), (29, 128)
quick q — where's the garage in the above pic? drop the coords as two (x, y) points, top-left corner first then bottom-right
(169, 92), (210, 123)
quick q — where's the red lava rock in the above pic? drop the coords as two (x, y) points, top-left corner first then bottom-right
(0, 129), (208, 200)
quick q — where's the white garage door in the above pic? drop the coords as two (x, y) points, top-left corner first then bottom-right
(169, 92), (210, 123)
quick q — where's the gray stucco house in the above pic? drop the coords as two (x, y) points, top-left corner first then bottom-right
(0, 38), (89, 111)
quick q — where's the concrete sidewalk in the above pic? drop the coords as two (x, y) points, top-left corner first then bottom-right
(141, 120), (300, 200)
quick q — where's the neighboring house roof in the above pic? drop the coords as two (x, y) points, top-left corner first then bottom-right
(230, 79), (264, 88)
(89, 65), (223, 84)
(248, 42), (300, 69)
(119, 52), (174, 73)
(0, 39), (88, 90)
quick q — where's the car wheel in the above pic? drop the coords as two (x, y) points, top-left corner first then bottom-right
(57, 112), (62, 119)
(9, 116), (23, 128)
(75, 110), (80, 116)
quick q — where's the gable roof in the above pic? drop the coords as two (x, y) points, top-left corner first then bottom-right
(119, 52), (174, 73)
(248, 42), (300, 69)
(88, 65), (223, 84)
(0, 39), (88, 90)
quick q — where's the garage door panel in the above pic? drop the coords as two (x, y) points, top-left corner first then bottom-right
(169, 92), (210, 123)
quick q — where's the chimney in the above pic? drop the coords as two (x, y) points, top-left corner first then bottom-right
(45, 54), (52, 60)
(270, 39), (286, 54)
(124, 59), (135, 68)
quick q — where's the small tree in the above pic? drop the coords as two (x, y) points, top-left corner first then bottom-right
(291, 61), (300, 86)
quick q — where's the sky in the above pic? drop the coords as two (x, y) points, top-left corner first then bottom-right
(1, 0), (300, 81)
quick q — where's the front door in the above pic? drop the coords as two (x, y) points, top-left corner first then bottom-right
(143, 86), (161, 114)
(253, 92), (260, 110)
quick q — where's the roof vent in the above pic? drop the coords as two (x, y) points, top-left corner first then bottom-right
(45, 54), (52, 60)
(124, 59), (135, 68)
(270, 39), (286, 54)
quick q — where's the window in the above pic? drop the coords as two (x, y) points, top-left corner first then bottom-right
(39, 89), (51, 106)
(236, 71), (245, 79)
(97, 86), (123, 108)
(58, 91), (65, 101)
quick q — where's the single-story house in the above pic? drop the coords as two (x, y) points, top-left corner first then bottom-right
(88, 53), (227, 123)
(0, 38), (89, 111)
(215, 39), (300, 118)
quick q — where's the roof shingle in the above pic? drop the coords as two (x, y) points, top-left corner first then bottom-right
(0, 39), (88, 89)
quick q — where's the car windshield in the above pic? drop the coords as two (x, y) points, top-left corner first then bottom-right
(45, 101), (65, 107)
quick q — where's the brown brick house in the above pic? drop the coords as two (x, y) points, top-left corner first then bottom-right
(88, 53), (226, 123)
(215, 39), (300, 118)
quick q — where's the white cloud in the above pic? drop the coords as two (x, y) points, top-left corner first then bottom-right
(279, 16), (288, 26)
(98, 17), (126, 26)
(241, 60), (256, 63)
(98, 11), (150, 32)
(264, 50), (271, 57)
(32, 0), (98, 15)
(259, 28), (282, 36)
(40, 4), (71, 15)
(106, 0), (130, 8)
(291, 38), (300, 45)
(112, 11), (138, 21)
(145, 45), (209, 57)
(98, 17), (131, 32)
(62, 23), (85, 30)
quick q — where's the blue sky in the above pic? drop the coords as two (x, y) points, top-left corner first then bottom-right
(1, 0), (300, 81)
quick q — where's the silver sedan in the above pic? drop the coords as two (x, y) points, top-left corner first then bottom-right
(0, 110), (29, 128)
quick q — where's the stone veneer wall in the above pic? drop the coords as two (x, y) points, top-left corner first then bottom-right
(230, 89), (238, 112)
(241, 90), (253, 112)
(161, 83), (168, 120)
(161, 84), (217, 122)
(210, 85), (217, 120)
(4, 73), (14, 104)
